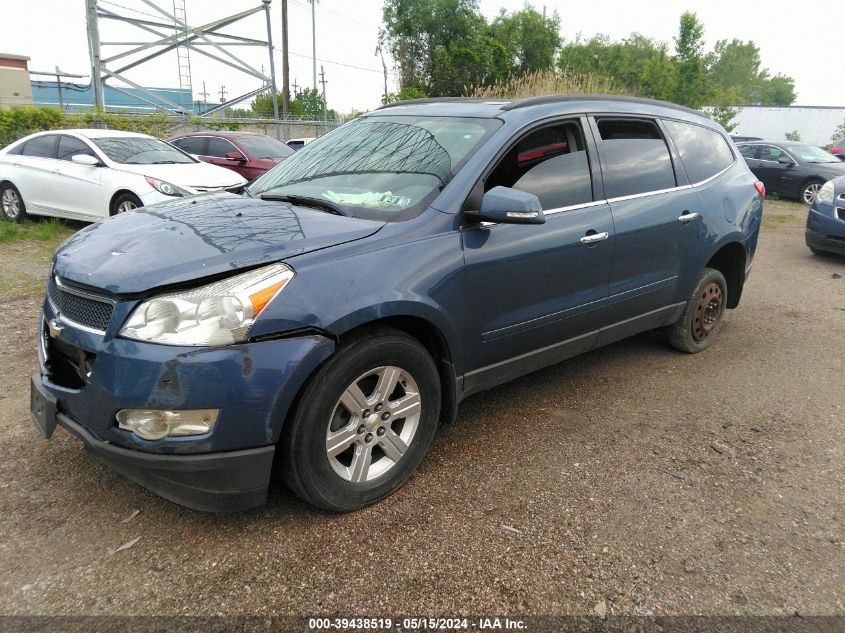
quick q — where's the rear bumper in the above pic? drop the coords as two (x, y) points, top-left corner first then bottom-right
(55, 409), (275, 512)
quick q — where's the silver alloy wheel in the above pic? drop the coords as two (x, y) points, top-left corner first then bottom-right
(803, 183), (822, 205)
(117, 200), (137, 214)
(326, 365), (422, 483)
(1, 188), (20, 220)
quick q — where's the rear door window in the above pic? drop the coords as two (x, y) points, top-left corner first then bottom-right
(22, 135), (58, 159)
(663, 120), (735, 183)
(485, 120), (593, 210)
(594, 118), (676, 199)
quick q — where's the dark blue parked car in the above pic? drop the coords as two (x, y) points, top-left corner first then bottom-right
(806, 175), (845, 255)
(29, 96), (764, 512)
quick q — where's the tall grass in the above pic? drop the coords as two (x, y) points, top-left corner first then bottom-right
(0, 218), (76, 245)
(472, 68), (631, 100)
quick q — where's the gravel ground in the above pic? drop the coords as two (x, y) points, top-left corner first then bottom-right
(0, 200), (843, 621)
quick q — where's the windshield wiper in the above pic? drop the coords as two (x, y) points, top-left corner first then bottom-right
(151, 160), (178, 164)
(259, 193), (347, 216)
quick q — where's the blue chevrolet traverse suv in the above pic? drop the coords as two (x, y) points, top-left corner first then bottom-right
(29, 96), (764, 512)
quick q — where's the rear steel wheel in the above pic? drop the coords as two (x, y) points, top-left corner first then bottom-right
(691, 282), (723, 343)
(668, 267), (728, 354)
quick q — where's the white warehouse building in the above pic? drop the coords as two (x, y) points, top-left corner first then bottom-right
(726, 105), (845, 146)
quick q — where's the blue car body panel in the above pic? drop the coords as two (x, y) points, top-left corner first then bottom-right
(31, 96), (764, 511)
(806, 175), (845, 255)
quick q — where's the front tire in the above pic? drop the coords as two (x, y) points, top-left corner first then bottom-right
(801, 180), (825, 205)
(1, 183), (27, 223)
(669, 268), (727, 354)
(279, 326), (441, 512)
(110, 192), (143, 216)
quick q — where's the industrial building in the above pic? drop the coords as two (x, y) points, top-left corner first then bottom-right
(0, 53), (33, 108)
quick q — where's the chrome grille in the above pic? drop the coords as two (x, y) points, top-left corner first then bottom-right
(47, 276), (114, 332)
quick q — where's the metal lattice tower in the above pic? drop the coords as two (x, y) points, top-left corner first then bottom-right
(172, 0), (193, 111)
(84, 0), (279, 117)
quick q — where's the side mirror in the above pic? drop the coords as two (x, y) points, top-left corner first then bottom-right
(473, 186), (545, 224)
(71, 154), (101, 167)
(225, 151), (247, 162)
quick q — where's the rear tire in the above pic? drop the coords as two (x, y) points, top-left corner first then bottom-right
(110, 192), (143, 216)
(1, 183), (27, 223)
(279, 326), (441, 512)
(669, 268), (728, 354)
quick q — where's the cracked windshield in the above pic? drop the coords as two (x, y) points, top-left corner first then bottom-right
(250, 116), (500, 219)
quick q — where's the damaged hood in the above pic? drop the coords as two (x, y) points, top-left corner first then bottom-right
(53, 192), (385, 294)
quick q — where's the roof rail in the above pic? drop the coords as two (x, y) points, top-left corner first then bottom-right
(375, 97), (490, 110)
(501, 94), (702, 117)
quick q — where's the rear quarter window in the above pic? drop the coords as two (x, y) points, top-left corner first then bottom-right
(664, 119), (735, 183)
(595, 118), (676, 199)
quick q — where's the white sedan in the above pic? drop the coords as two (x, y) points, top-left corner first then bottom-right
(0, 129), (247, 222)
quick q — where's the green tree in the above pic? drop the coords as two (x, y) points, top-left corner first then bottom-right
(559, 33), (659, 92)
(784, 130), (801, 142)
(381, 0), (496, 96)
(489, 5), (561, 78)
(830, 118), (845, 145)
(252, 88), (335, 120)
(707, 39), (762, 103)
(759, 74), (796, 106)
(640, 43), (677, 101)
(673, 12), (708, 108)
(381, 86), (427, 104)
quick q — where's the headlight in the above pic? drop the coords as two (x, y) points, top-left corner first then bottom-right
(815, 180), (835, 205)
(145, 175), (191, 197)
(120, 263), (294, 345)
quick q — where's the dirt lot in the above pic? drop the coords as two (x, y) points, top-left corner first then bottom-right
(0, 200), (843, 622)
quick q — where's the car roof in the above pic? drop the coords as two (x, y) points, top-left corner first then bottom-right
(171, 131), (269, 140)
(64, 129), (152, 139)
(372, 94), (708, 123)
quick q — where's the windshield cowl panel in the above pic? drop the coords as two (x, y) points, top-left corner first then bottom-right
(250, 115), (500, 221)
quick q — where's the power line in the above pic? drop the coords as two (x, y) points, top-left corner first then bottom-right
(277, 47), (394, 75)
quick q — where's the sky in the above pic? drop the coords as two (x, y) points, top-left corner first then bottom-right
(4, 0), (844, 115)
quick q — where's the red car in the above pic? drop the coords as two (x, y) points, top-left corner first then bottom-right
(168, 132), (294, 181)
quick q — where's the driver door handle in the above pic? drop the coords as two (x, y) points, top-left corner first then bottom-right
(678, 212), (700, 223)
(579, 231), (609, 245)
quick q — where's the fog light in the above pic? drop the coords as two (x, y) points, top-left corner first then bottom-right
(116, 409), (219, 440)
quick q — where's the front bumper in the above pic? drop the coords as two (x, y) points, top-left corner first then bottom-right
(33, 297), (335, 511)
(806, 207), (845, 255)
(32, 374), (274, 512)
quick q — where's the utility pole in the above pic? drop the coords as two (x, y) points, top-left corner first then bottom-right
(262, 0), (280, 139)
(377, 46), (388, 103)
(219, 85), (227, 103)
(292, 79), (299, 98)
(55, 66), (64, 110)
(280, 0), (290, 119)
(319, 65), (327, 124)
(309, 0), (317, 89)
(84, 0), (104, 109)
(200, 81), (209, 104)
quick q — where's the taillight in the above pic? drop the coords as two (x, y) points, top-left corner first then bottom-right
(754, 181), (765, 198)
(832, 147), (843, 154)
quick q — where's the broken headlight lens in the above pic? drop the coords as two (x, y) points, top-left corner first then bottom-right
(120, 263), (294, 346)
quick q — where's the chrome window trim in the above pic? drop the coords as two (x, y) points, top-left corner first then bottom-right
(690, 160), (735, 188)
(543, 199), (607, 216)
